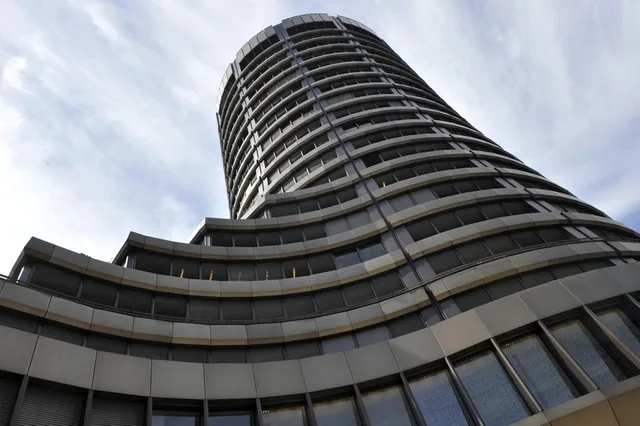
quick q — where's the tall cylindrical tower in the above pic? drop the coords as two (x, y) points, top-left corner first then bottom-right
(2, 13), (640, 426)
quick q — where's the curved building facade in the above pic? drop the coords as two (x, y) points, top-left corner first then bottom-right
(2, 13), (640, 426)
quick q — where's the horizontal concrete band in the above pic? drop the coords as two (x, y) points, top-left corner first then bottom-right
(19, 212), (636, 299)
(1, 261), (638, 400)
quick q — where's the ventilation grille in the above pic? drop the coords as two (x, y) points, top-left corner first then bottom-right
(90, 396), (145, 426)
(16, 384), (84, 426)
(0, 377), (20, 426)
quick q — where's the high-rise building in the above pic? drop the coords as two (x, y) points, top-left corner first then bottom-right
(1, 13), (640, 426)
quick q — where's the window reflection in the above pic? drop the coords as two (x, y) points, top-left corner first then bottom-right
(152, 414), (198, 426)
(409, 370), (469, 426)
(551, 320), (626, 388)
(455, 351), (529, 426)
(313, 397), (359, 426)
(361, 385), (413, 426)
(502, 334), (578, 409)
(262, 406), (306, 426)
(209, 414), (252, 426)
(597, 308), (640, 356)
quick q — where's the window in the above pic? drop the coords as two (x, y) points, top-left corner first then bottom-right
(254, 299), (285, 320)
(322, 334), (356, 354)
(549, 263), (584, 279)
(551, 320), (626, 388)
(228, 264), (255, 281)
(281, 228), (304, 244)
(344, 281), (376, 306)
(426, 250), (462, 274)
(456, 206), (485, 225)
(208, 414), (252, 426)
(510, 230), (543, 248)
(221, 300), (252, 321)
(359, 241), (386, 262)
(454, 241), (490, 264)
(283, 258), (310, 278)
(479, 203), (507, 219)
(326, 218), (350, 235)
(80, 278), (117, 306)
(502, 201), (533, 215)
(210, 347), (246, 363)
(118, 288), (152, 314)
(596, 308), (640, 357)
(40, 322), (84, 345)
(285, 340), (321, 359)
(356, 325), (391, 346)
(190, 299), (220, 321)
(153, 411), (199, 426)
(431, 183), (457, 198)
(388, 313), (425, 337)
(371, 272), (404, 297)
(520, 269), (555, 289)
(419, 305), (441, 326)
(130, 342), (168, 360)
(406, 219), (437, 242)
(315, 289), (346, 311)
(258, 231), (281, 246)
(155, 296), (186, 318)
(249, 345), (284, 362)
(284, 294), (315, 317)
(455, 351), (529, 426)
(486, 278), (523, 300)
(502, 334), (578, 409)
(362, 386), (413, 426)
(347, 210), (371, 229)
(261, 407), (306, 426)
(431, 212), (460, 232)
(409, 370), (470, 426)
(410, 187), (436, 204)
(173, 258), (199, 279)
(483, 235), (518, 255)
(172, 346), (209, 363)
(303, 224), (327, 240)
(30, 263), (80, 297)
(453, 287), (492, 312)
(313, 398), (359, 426)
(390, 194), (414, 212)
(256, 262), (283, 280)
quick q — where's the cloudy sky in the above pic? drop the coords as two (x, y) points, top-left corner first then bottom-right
(0, 0), (639, 273)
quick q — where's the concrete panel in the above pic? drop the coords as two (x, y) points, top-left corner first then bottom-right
(173, 322), (211, 345)
(93, 351), (151, 396)
(49, 245), (91, 274)
(475, 294), (538, 337)
(151, 360), (205, 399)
(0, 282), (51, 317)
(189, 279), (221, 297)
(0, 325), (37, 374)
(348, 303), (385, 329)
(29, 336), (96, 389)
(301, 352), (354, 392)
(251, 279), (282, 296)
(23, 237), (55, 261)
(603, 376), (640, 426)
(122, 267), (156, 290)
(254, 360), (306, 397)
(132, 317), (173, 342)
(476, 257), (517, 282)
(442, 267), (484, 295)
(46, 296), (93, 329)
(247, 323), (284, 344)
(221, 281), (252, 296)
(431, 310), (490, 356)
(546, 391), (617, 426)
(560, 270), (623, 305)
(86, 258), (124, 283)
(282, 319), (318, 341)
(205, 363), (257, 399)
(346, 341), (399, 383)
(210, 324), (248, 345)
(315, 312), (352, 336)
(597, 263), (640, 294)
(508, 250), (549, 273)
(389, 328), (444, 371)
(156, 274), (189, 294)
(90, 309), (133, 338)
(519, 281), (582, 319)
(380, 292), (417, 320)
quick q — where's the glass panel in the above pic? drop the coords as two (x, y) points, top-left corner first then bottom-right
(262, 406), (305, 426)
(409, 370), (469, 426)
(455, 351), (529, 426)
(355, 325), (391, 347)
(597, 308), (640, 356)
(153, 414), (198, 426)
(209, 414), (252, 426)
(502, 334), (578, 409)
(362, 385), (413, 426)
(334, 249), (361, 269)
(550, 320), (626, 388)
(359, 242), (386, 262)
(314, 398), (359, 426)
(321, 334), (356, 354)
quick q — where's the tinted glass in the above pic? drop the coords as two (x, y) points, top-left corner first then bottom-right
(503, 334), (578, 409)
(537, 227), (568, 243)
(80, 279), (117, 306)
(426, 250), (462, 274)
(284, 295), (315, 317)
(454, 241), (490, 264)
(172, 346), (209, 363)
(308, 253), (335, 273)
(362, 386), (413, 426)
(390, 195), (415, 212)
(549, 263), (583, 280)
(511, 230), (543, 248)
(261, 406), (305, 426)
(154, 296), (186, 318)
(431, 212), (461, 232)
(483, 235), (518, 255)
(321, 334), (356, 354)
(406, 219), (436, 241)
(432, 183), (457, 198)
(209, 414), (252, 426)
(597, 309), (640, 356)
(281, 228), (304, 244)
(478, 203), (508, 219)
(249, 345), (284, 362)
(334, 249), (361, 269)
(355, 325), (390, 347)
(314, 398), (359, 426)
(520, 269), (555, 289)
(371, 272), (404, 297)
(130, 341), (168, 360)
(153, 414), (198, 426)
(456, 206), (485, 225)
(315, 289), (346, 311)
(283, 258), (310, 278)
(453, 287), (492, 312)
(30, 263), (80, 296)
(40, 322), (84, 345)
(118, 288), (152, 313)
(359, 242), (386, 262)
(486, 278), (523, 300)
(228, 264), (255, 281)
(455, 351), (529, 426)
(388, 313), (425, 337)
(551, 320), (626, 388)
(254, 299), (285, 320)
(347, 210), (371, 229)
(190, 299), (220, 321)
(344, 281), (376, 306)
(285, 341), (321, 359)
(210, 347), (246, 363)
(86, 334), (127, 354)
(409, 370), (470, 426)
(221, 300), (252, 321)
(410, 187), (436, 204)
(326, 218), (350, 235)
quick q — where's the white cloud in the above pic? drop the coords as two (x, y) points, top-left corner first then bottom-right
(0, 0), (638, 274)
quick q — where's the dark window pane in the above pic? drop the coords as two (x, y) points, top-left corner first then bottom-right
(154, 296), (187, 318)
(118, 288), (152, 314)
(431, 212), (461, 233)
(228, 264), (255, 281)
(406, 219), (437, 241)
(420, 305), (441, 326)
(153, 413), (198, 426)
(455, 241), (491, 264)
(233, 233), (256, 247)
(597, 309), (640, 357)
(208, 414), (252, 426)
(484, 235), (518, 255)
(579, 259), (613, 272)
(254, 299), (285, 320)
(190, 299), (220, 321)
(135, 251), (171, 275)
(202, 262), (227, 281)
(314, 398), (359, 426)
(40, 322), (84, 345)
(334, 249), (360, 269)
(426, 250), (462, 274)
(315, 289), (346, 311)
(453, 287), (492, 312)
(432, 182), (457, 198)
(501, 201), (533, 216)
(511, 230), (544, 248)
(30, 263), (80, 297)
(130, 342), (168, 360)
(284, 294), (315, 317)
(211, 232), (233, 246)
(502, 334), (579, 409)
(210, 347), (246, 363)
(283, 258), (310, 278)
(326, 218), (350, 235)
(410, 187), (436, 204)
(375, 172), (396, 188)
(478, 203), (508, 219)
(173, 258), (199, 279)
(413, 163), (435, 175)
(475, 178), (500, 190)
(362, 386), (413, 426)
(303, 224), (327, 240)
(394, 167), (416, 181)
(0, 309), (38, 333)
(347, 210), (371, 229)
(359, 241), (386, 262)
(270, 203), (299, 217)
(356, 325), (390, 346)
(455, 351), (529, 426)
(318, 194), (339, 208)
(298, 200), (318, 213)
(520, 269), (555, 289)
(371, 272), (404, 297)
(441, 298), (462, 318)
(80, 279), (116, 306)
(249, 345), (284, 362)
(456, 206), (485, 225)
(388, 313), (425, 337)
(409, 370), (470, 426)
(453, 180), (477, 194)
(321, 334), (356, 354)
(285, 340), (321, 359)
(550, 263), (584, 280)
(343, 281), (376, 306)
(281, 228), (304, 244)
(255, 262), (283, 280)
(172, 346), (209, 363)
(537, 227), (569, 243)
(257, 231), (281, 246)
(261, 407), (305, 425)
(221, 300), (252, 321)
(551, 320), (626, 388)
(390, 194), (414, 212)
(486, 278), (524, 300)
(337, 187), (358, 203)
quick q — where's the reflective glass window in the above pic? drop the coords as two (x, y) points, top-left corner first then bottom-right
(519, 269), (554, 289)
(453, 287), (491, 312)
(40, 322), (84, 345)
(208, 414), (252, 426)
(371, 272), (404, 297)
(261, 406), (306, 426)
(426, 250), (462, 274)
(284, 294), (315, 317)
(173, 258), (199, 279)
(326, 218), (350, 235)
(456, 206), (485, 225)
(511, 230), (543, 248)
(283, 258), (310, 278)
(202, 262), (228, 281)
(153, 414), (199, 426)
(210, 347), (246, 363)
(303, 224), (327, 240)
(281, 228), (304, 244)
(258, 231), (281, 246)
(355, 325), (390, 347)
(315, 289), (346, 311)
(221, 300), (252, 321)
(321, 334), (356, 354)
(347, 210), (371, 229)
(454, 241), (490, 264)
(154, 296), (187, 318)
(249, 345), (284, 363)
(344, 281), (376, 306)
(254, 299), (285, 320)
(359, 241), (386, 262)
(502, 334), (578, 409)
(130, 341), (168, 360)
(551, 320), (626, 388)
(483, 235), (518, 255)
(410, 187), (436, 204)
(390, 194), (414, 212)
(478, 203), (508, 219)
(233, 233), (256, 247)
(118, 288), (152, 314)
(172, 346), (209, 363)
(190, 299), (220, 321)
(409, 370), (470, 426)
(308, 253), (335, 274)
(80, 278), (117, 306)
(362, 386), (413, 426)
(455, 351), (529, 426)
(597, 309), (640, 357)
(549, 263), (583, 280)
(334, 249), (361, 269)
(406, 219), (437, 242)
(431, 212), (461, 232)
(256, 262), (283, 280)
(431, 182), (457, 198)
(228, 264), (255, 281)
(388, 313), (425, 337)
(314, 398), (359, 426)
(486, 278), (524, 300)
(285, 340), (321, 359)
(30, 263), (80, 297)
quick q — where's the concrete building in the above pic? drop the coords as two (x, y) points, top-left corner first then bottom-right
(2, 12), (640, 426)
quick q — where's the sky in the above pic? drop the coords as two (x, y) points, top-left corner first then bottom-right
(0, 0), (639, 274)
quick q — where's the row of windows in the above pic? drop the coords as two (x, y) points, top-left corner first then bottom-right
(324, 86), (393, 106)
(348, 123), (438, 150)
(317, 75), (382, 93)
(264, 132), (329, 173)
(360, 141), (453, 167)
(332, 99), (404, 119)
(294, 36), (350, 53)
(299, 45), (359, 63)
(239, 34), (281, 71)
(341, 112), (419, 132)
(305, 55), (365, 71)
(241, 50), (289, 94)
(260, 117), (321, 153)
(278, 149), (342, 191)
(287, 20), (336, 36)
(308, 64), (374, 82)
(260, 105), (316, 149)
